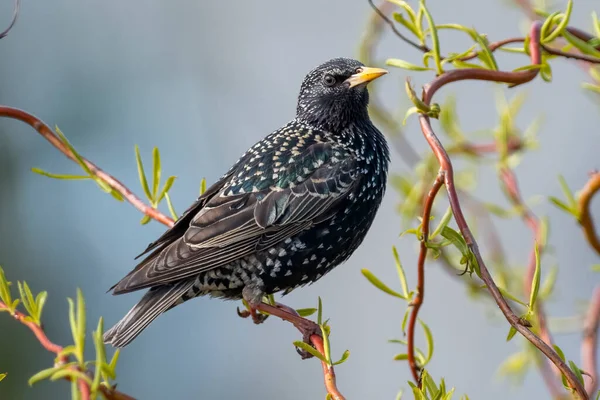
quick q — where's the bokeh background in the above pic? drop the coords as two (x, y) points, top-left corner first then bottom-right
(1, 1), (599, 399)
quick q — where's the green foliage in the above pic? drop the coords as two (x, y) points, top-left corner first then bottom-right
(134, 145), (178, 223)
(32, 126), (125, 201)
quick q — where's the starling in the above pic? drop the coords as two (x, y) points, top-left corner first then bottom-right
(104, 58), (390, 347)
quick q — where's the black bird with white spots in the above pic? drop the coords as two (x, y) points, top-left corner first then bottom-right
(104, 58), (390, 347)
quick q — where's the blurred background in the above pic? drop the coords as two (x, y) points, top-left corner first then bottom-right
(0, 0), (598, 399)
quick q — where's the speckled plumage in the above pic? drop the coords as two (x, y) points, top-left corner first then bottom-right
(104, 58), (390, 347)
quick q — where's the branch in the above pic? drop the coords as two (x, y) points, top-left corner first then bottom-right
(582, 287), (600, 396)
(0, 0), (19, 40)
(498, 166), (563, 397)
(578, 172), (600, 256)
(0, 106), (344, 398)
(413, 21), (588, 398)
(0, 106), (175, 227)
(0, 300), (133, 400)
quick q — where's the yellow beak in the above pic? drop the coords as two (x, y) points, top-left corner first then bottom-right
(344, 66), (388, 88)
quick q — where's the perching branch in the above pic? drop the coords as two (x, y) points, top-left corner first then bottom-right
(582, 287), (600, 396)
(0, 107), (345, 399)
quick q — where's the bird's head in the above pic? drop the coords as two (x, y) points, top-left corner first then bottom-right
(296, 58), (387, 131)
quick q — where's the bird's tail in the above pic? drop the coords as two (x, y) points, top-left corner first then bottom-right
(103, 280), (195, 348)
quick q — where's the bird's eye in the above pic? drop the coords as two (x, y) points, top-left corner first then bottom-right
(323, 74), (336, 87)
(354, 67), (363, 74)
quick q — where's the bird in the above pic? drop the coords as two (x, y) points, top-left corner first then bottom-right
(103, 57), (390, 347)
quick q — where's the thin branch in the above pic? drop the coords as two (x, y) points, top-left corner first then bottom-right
(498, 166), (563, 397)
(0, 106), (175, 227)
(414, 21), (588, 398)
(0, 0), (19, 40)
(0, 301), (133, 400)
(367, 0), (428, 53)
(407, 171), (444, 383)
(578, 172), (600, 256)
(0, 106), (343, 398)
(582, 287), (600, 396)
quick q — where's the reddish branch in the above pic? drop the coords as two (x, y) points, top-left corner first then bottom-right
(0, 108), (343, 398)
(578, 172), (600, 256)
(407, 21), (588, 398)
(0, 301), (133, 400)
(582, 287), (600, 396)
(498, 166), (563, 396)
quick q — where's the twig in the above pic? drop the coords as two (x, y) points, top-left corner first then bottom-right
(413, 21), (588, 398)
(0, 300), (133, 400)
(498, 166), (563, 397)
(578, 172), (600, 256)
(367, 0), (428, 53)
(0, 106), (344, 398)
(582, 287), (600, 396)
(407, 171), (444, 383)
(0, 0), (19, 40)
(0, 106), (175, 227)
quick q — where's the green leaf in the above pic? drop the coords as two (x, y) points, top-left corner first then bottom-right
(108, 349), (121, 376)
(165, 192), (178, 221)
(419, 319), (434, 366)
(542, 0), (573, 43)
(157, 176), (177, 203)
(31, 168), (90, 180)
(497, 351), (531, 382)
(361, 269), (405, 299)
(332, 349), (350, 365)
(557, 175), (578, 211)
(540, 63), (552, 82)
(539, 265), (558, 299)
(317, 297), (323, 325)
(394, 353), (409, 361)
(569, 360), (585, 385)
(293, 341), (328, 363)
(562, 29), (600, 57)
(392, 247), (410, 299)
(152, 147), (161, 199)
(91, 317), (106, 396)
(28, 367), (62, 386)
(55, 126), (93, 176)
(430, 207), (452, 239)
(0, 266), (14, 310)
(506, 326), (518, 342)
(592, 264), (600, 272)
(0, 373), (5, 382)
(528, 243), (542, 312)
(17, 281), (38, 323)
(200, 178), (207, 196)
(50, 368), (91, 384)
(419, 0), (443, 75)
(134, 145), (153, 202)
(392, 12), (421, 39)
(548, 196), (577, 217)
(140, 215), (152, 225)
(403, 107), (420, 125)
(401, 308), (410, 334)
(296, 308), (317, 317)
(386, 58), (431, 71)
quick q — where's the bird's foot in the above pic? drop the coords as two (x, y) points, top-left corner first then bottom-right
(236, 305), (269, 324)
(295, 321), (323, 360)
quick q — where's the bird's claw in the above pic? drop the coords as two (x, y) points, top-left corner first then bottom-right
(294, 322), (323, 360)
(236, 306), (269, 324)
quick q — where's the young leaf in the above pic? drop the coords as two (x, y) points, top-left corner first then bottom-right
(542, 0), (573, 43)
(386, 58), (431, 71)
(157, 176), (177, 203)
(28, 367), (62, 386)
(361, 269), (405, 299)
(419, 319), (434, 365)
(317, 296), (323, 325)
(293, 341), (328, 363)
(394, 353), (409, 361)
(392, 247), (410, 298)
(506, 326), (518, 342)
(31, 168), (90, 180)
(200, 178), (207, 196)
(152, 147), (161, 199)
(296, 308), (317, 317)
(134, 145), (153, 202)
(419, 0), (443, 75)
(165, 192), (178, 221)
(332, 349), (350, 366)
(528, 243), (542, 312)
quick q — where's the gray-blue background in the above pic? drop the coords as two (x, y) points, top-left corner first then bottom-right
(0, 1), (598, 399)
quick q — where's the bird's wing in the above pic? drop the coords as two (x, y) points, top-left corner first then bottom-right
(111, 140), (360, 294)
